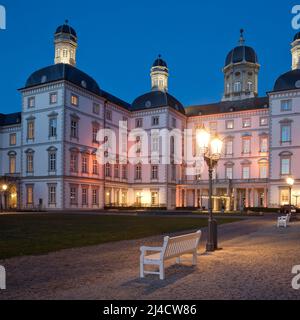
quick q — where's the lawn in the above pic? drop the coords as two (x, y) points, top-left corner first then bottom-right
(0, 214), (240, 260)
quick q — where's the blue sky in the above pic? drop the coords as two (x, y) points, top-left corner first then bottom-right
(0, 0), (299, 113)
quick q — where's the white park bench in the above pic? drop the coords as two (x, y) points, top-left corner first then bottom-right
(140, 230), (202, 280)
(277, 213), (291, 228)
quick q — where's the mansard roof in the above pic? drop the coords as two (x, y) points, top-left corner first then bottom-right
(0, 112), (22, 127)
(185, 96), (269, 117)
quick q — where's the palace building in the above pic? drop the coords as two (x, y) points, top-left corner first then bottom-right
(0, 23), (300, 211)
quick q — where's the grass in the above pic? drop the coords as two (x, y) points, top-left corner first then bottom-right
(0, 214), (240, 260)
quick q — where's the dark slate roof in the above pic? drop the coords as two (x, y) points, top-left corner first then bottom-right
(185, 97), (269, 117)
(294, 32), (300, 42)
(23, 64), (130, 110)
(25, 64), (101, 95)
(152, 56), (168, 68)
(0, 112), (22, 127)
(225, 46), (258, 67)
(131, 91), (185, 114)
(273, 69), (300, 92)
(55, 24), (77, 37)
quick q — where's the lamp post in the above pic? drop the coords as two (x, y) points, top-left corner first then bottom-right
(0, 184), (8, 213)
(286, 177), (295, 213)
(197, 127), (223, 252)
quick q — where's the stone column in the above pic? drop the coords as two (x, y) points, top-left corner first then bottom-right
(233, 189), (237, 211)
(245, 188), (249, 208)
(264, 187), (268, 208)
(251, 188), (255, 207)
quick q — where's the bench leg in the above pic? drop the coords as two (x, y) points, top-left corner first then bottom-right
(192, 251), (197, 265)
(159, 262), (165, 280)
(140, 256), (145, 278)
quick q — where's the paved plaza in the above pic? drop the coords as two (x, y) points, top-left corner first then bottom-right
(0, 217), (300, 300)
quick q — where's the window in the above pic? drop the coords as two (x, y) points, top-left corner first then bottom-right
(70, 153), (78, 173)
(82, 156), (88, 173)
(48, 185), (56, 205)
(92, 159), (98, 175)
(260, 117), (268, 126)
(49, 152), (56, 172)
(242, 118), (251, 128)
(247, 81), (253, 92)
(49, 93), (57, 105)
(151, 165), (158, 180)
(105, 163), (111, 177)
(9, 133), (16, 146)
(259, 165), (268, 179)
(260, 137), (268, 153)
(71, 119), (78, 138)
(281, 100), (292, 112)
(234, 82), (241, 93)
(281, 158), (290, 175)
(152, 116), (159, 126)
(209, 122), (217, 132)
(135, 118), (143, 128)
(151, 192), (159, 206)
(92, 189), (98, 205)
(136, 136), (141, 153)
(281, 124), (291, 143)
(9, 153), (16, 174)
(226, 83), (230, 94)
(26, 153), (34, 173)
(122, 164), (127, 179)
(27, 120), (35, 140)
(93, 103), (100, 115)
(280, 189), (290, 205)
(49, 118), (57, 138)
(225, 140), (233, 156)
(114, 164), (119, 178)
(106, 110), (112, 121)
(71, 94), (78, 106)
(242, 138), (251, 154)
(242, 166), (250, 179)
(135, 164), (142, 180)
(152, 134), (159, 152)
(26, 185), (34, 205)
(28, 97), (35, 108)
(225, 167), (233, 180)
(92, 126), (98, 143)
(172, 118), (177, 128)
(82, 188), (88, 206)
(70, 186), (78, 205)
(226, 120), (234, 130)
(63, 49), (68, 58)
(171, 164), (176, 181)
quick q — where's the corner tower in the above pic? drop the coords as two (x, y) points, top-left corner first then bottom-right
(150, 55), (169, 92)
(222, 29), (260, 101)
(54, 20), (78, 66)
(291, 32), (300, 70)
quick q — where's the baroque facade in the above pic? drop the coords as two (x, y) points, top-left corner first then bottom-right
(0, 23), (300, 211)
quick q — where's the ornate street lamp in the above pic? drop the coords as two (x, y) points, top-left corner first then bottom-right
(286, 177), (295, 213)
(1, 184), (8, 212)
(196, 126), (223, 252)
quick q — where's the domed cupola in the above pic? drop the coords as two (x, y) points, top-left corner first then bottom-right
(222, 29), (260, 101)
(54, 20), (78, 66)
(150, 55), (169, 92)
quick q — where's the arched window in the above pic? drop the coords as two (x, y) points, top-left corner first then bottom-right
(234, 82), (241, 93)
(247, 81), (253, 92)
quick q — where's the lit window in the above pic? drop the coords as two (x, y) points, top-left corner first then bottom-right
(27, 120), (35, 140)
(26, 153), (34, 173)
(280, 189), (290, 205)
(135, 164), (142, 180)
(226, 120), (234, 130)
(260, 137), (268, 153)
(48, 185), (56, 205)
(225, 167), (233, 180)
(9, 133), (16, 146)
(63, 49), (68, 58)
(242, 138), (251, 154)
(81, 156), (88, 173)
(82, 188), (88, 206)
(259, 165), (268, 179)
(242, 118), (251, 128)
(71, 94), (78, 106)
(260, 117), (268, 126)
(26, 185), (34, 205)
(9, 153), (16, 174)
(225, 140), (233, 156)
(151, 192), (159, 206)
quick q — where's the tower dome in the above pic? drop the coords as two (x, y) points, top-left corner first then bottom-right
(54, 20), (78, 66)
(150, 55), (169, 92)
(222, 29), (260, 101)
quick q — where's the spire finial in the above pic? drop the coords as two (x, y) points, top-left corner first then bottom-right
(158, 54), (162, 58)
(239, 28), (245, 45)
(65, 19), (69, 25)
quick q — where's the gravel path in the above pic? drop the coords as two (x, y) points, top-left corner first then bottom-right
(0, 217), (300, 300)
